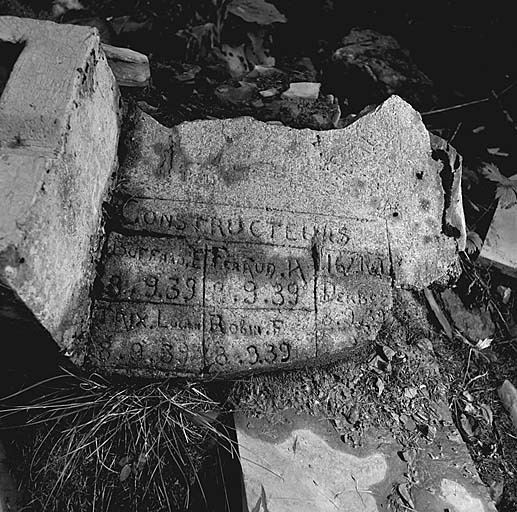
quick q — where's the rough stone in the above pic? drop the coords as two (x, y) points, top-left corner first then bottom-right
(0, 17), (120, 356)
(326, 28), (437, 113)
(479, 199), (517, 277)
(235, 410), (496, 512)
(88, 95), (464, 377)
(440, 289), (495, 342)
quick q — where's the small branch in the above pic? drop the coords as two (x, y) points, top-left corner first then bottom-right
(490, 88), (517, 136)
(422, 82), (516, 116)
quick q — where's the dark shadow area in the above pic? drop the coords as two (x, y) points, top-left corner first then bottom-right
(0, 41), (24, 98)
(188, 412), (244, 512)
(0, 279), (61, 396)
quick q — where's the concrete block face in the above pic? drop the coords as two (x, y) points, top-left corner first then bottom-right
(0, 17), (120, 354)
(88, 96), (465, 378)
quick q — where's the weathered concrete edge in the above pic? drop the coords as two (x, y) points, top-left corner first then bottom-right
(0, 17), (122, 357)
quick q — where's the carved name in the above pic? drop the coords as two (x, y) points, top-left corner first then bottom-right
(90, 198), (393, 376)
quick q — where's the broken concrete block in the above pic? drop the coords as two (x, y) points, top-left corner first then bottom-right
(0, 17), (120, 356)
(479, 200), (517, 277)
(87, 95), (465, 378)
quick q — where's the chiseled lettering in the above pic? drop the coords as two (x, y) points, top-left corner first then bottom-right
(285, 223), (298, 241)
(269, 220), (282, 240)
(227, 217), (244, 236)
(250, 220), (263, 238)
(288, 258), (306, 284)
(195, 215), (209, 235)
(211, 217), (226, 238)
(209, 313), (225, 334)
(143, 210), (156, 225)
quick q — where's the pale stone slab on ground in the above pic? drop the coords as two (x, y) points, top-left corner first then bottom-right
(235, 411), (496, 512)
(88, 95), (465, 377)
(479, 199), (517, 277)
(0, 17), (120, 355)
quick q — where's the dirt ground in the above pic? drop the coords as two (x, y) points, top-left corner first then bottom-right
(1, 1), (517, 511)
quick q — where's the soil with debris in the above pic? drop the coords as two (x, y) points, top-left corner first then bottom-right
(1, 1), (517, 511)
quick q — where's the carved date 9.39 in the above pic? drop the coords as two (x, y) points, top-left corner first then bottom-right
(211, 341), (291, 369)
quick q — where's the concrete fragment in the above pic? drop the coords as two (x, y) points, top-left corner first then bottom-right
(101, 43), (150, 87)
(479, 200), (517, 277)
(88, 95), (465, 378)
(0, 17), (120, 357)
(281, 82), (321, 100)
(440, 289), (495, 341)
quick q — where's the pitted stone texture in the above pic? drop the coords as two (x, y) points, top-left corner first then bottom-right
(88, 95), (464, 377)
(0, 17), (120, 355)
(479, 196), (517, 277)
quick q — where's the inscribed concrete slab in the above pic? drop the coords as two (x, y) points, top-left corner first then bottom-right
(88, 95), (465, 377)
(0, 17), (120, 355)
(479, 198), (517, 277)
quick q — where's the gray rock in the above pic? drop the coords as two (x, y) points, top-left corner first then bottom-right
(326, 28), (437, 112)
(440, 289), (495, 342)
(0, 17), (120, 358)
(87, 95), (464, 377)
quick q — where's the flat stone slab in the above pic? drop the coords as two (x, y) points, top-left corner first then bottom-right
(87, 95), (465, 377)
(235, 410), (496, 512)
(479, 196), (517, 277)
(0, 17), (120, 354)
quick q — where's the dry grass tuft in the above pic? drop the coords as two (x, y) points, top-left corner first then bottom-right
(0, 369), (234, 512)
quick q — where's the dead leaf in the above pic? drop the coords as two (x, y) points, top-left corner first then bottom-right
(465, 230), (483, 255)
(479, 403), (494, 427)
(119, 464), (132, 482)
(475, 337), (493, 350)
(404, 387), (418, 400)
(497, 285), (512, 304)
(376, 377), (385, 397)
(118, 455), (131, 467)
(480, 162), (517, 208)
(227, 0), (287, 25)
(487, 147), (509, 157)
